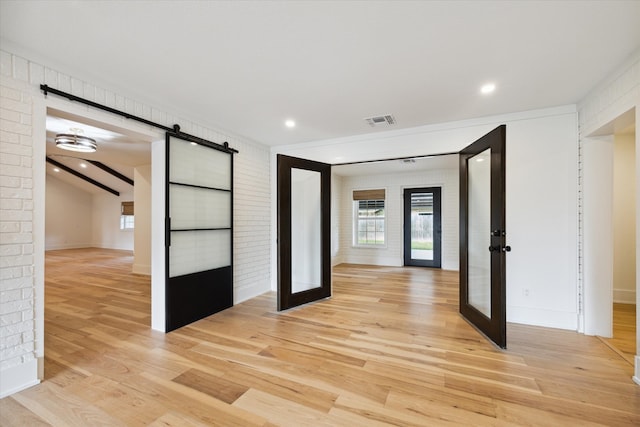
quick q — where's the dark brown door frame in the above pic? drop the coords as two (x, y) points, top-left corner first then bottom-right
(277, 154), (331, 311)
(459, 125), (507, 348)
(403, 187), (442, 268)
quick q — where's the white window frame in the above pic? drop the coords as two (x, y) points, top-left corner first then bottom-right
(120, 214), (135, 230)
(353, 198), (386, 248)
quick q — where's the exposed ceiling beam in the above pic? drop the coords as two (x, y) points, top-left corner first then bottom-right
(87, 160), (134, 186)
(46, 157), (120, 196)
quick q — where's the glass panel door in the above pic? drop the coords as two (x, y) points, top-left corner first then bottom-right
(459, 125), (507, 348)
(404, 187), (441, 267)
(277, 154), (331, 311)
(165, 133), (234, 332)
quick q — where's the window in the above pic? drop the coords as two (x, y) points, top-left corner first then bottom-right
(353, 189), (385, 246)
(120, 201), (134, 230)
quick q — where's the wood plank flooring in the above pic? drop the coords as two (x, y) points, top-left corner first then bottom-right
(601, 303), (637, 365)
(1, 248), (639, 426)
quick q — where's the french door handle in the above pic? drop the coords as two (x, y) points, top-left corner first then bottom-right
(489, 245), (511, 252)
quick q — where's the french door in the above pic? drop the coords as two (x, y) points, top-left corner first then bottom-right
(459, 125), (508, 348)
(277, 154), (331, 311)
(404, 187), (441, 268)
(165, 133), (234, 332)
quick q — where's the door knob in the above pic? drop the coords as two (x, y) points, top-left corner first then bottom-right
(488, 245), (501, 252)
(502, 246), (512, 252)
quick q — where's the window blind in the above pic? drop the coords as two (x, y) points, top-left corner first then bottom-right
(353, 189), (385, 201)
(121, 201), (134, 216)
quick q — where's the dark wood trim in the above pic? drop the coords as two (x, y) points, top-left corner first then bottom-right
(459, 125), (507, 349)
(46, 156), (120, 196)
(277, 154), (331, 311)
(87, 160), (134, 186)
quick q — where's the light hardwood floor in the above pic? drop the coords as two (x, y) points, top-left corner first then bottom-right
(601, 303), (637, 366)
(1, 248), (639, 426)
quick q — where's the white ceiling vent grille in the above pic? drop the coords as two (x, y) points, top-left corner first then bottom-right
(364, 114), (396, 127)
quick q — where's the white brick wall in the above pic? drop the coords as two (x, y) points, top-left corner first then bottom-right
(0, 72), (35, 379)
(0, 49), (271, 396)
(578, 53), (640, 136)
(336, 167), (459, 269)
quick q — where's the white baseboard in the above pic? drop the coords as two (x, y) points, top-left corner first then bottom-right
(0, 359), (40, 398)
(634, 356), (640, 386)
(235, 281), (271, 305)
(613, 289), (636, 304)
(44, 243), (93, 251)
(507, 305), (578, 331)
(132, 263), (151, 275)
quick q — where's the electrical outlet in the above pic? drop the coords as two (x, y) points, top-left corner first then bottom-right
(523, 288), (530, 297)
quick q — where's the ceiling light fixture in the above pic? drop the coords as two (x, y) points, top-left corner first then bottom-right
(55, 128), (97, 153)
(480, 83), (496, 94)
(285, 119), (296, 128)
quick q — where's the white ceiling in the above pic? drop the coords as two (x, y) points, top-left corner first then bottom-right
(2, 1), (639, 149)
(44, 111), (151, 195)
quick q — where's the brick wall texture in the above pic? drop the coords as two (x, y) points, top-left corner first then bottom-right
(0, 49), (271, 376)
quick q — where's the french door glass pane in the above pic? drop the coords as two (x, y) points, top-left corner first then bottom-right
(291, 168), (322, 293)
(410, 192), (434, 261)
(467, 149), (492, 317)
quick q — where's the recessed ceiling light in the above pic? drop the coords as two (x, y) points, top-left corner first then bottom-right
(53, 168), (60, 172)
(80, 163), (87, 168)
(480, 83), (496, 94)
(190, 142), (198, 146)
(285, 119), (296, 128)
(476, 157), (485, 162)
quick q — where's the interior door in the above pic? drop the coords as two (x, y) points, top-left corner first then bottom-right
(165, 133), (234, 332)
(459, 125), (508, 348)
(404, 187), (441, 268)
(277, 154), (331, 310)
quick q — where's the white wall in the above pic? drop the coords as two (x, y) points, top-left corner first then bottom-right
(613, 133), (636, 304)
(92, 191), (134, 250)
(44, 175), (93, 250)
(582, 136), (614, 337)
(273, 106), (579, 331)
(46, 174), (138, 252)
(133, 165), (151, 275)
(336, 167), (459, 270)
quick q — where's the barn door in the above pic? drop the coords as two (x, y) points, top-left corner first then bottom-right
(165, 133), (234, 331)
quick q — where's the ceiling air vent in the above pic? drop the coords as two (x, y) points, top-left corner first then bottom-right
(364, 114), (396, 127)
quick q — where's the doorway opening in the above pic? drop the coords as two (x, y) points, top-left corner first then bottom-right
(583, 106), (637, 366)
(403, 187), (442, 268)
(608, 120), (637, 364)
(41, 102), (159, 381)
